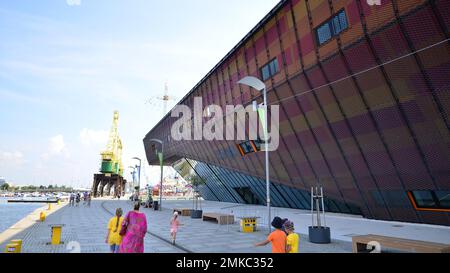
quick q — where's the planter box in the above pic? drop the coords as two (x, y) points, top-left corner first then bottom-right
(308, 226), (331, 244)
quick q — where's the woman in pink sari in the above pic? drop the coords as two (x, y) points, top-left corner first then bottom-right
(119, 202), (147, 253)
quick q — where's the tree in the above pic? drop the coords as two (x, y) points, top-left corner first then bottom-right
(0, 183), (10, 191)
(188, 175), (205, 211)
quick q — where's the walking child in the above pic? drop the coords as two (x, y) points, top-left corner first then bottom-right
(106, 208), (124, 253)
(255, 216), (287, 253)
(170, 211), (183, 245)
(283, 220), (299, 253)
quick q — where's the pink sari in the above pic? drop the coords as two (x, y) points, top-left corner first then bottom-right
(119, 211), (147, 253)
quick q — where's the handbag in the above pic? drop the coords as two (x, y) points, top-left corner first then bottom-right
(119, 213), (129, 236)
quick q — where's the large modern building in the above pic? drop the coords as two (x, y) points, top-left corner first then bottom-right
(144, 0), (450, 226)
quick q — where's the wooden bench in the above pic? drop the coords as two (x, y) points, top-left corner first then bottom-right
(352, 234), (450, 253)
(202, 213), (234, 225)
(173, 208), (192, 217)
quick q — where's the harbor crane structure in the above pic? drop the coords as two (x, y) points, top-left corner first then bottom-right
(92, 111), (127, 197)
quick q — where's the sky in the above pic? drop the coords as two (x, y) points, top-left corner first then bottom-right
(0, 0), (280, 188)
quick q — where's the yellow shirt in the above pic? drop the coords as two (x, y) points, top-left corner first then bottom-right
(286, 233), (299, 253)
(108, 216), (124, 245)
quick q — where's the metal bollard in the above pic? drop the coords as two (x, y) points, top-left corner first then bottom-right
(40, 211), (46, 222)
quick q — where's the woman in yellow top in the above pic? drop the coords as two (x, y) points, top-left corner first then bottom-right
(283, 220), (299, 253)
(106, 208), (124, 253)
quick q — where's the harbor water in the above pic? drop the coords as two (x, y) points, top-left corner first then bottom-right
(0, 198), (43, 234)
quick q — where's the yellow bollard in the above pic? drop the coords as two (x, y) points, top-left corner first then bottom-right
(5, 243), (19, 253)
(47, 203), (52, 210)
(9, 240), (22, 253)
(40, 211), (46, 222)
(51, 225), (63, 245)
(57, 200), (61, 205)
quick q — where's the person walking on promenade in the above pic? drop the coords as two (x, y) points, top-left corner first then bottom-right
(87, 192), (92, 207)
(119, 202), (147, 253)
(106, 208), (124, 253)
(170, 211), (183, 245)
(283, 220), (299, 253)
(83, 192), (88, 206)
(254, 217), (287, 253)
(69, 192), (75, 207)
(75, 192), (81, 207)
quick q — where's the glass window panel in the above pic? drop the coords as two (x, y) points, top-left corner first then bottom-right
(291, 189), (310, 210)
(339, 11), (348, 31)
(435, 191), (450, 208)
(277, 185), (297, 208)
(239, 141), (254, 154)
(261, 65), (271, 81)
(317, 23), (331, 45)
(325, 199), (338, 212)
(332, 16), (341, 34)
(412, 191), (436, 207)
(281, 186), (302, 209)
(269, 58), (279, 75)
(253, 139), (261, 151)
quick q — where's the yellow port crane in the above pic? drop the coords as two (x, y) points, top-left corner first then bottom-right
(100, 111), (123, 176)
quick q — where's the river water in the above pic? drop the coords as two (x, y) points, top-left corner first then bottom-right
(0, 198), (43, 234)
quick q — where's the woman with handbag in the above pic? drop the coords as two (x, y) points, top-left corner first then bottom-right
(106, 208), (124, 253)
(119, 202), (147, 253)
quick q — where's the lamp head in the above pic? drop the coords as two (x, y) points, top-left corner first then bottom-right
(238, 76), (265, 92)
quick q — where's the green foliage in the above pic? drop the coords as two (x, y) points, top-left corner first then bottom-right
(0, 183), (10, 191)
(189, 175), (205, 187)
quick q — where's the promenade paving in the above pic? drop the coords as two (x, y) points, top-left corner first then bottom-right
(102, 199), (352, 253)
(2, 198), (449, 253)
(0, 200), (183, 253)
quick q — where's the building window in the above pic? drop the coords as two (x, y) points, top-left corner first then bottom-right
(408, 190), (450, 211)
(252, 138), (262, 151)
(260, 58), (279, 81)
(237, 139), (263, 156)
(316, 9), (348, 46)
(238, 141), (255, 155)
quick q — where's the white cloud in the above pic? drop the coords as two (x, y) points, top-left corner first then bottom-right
(0, 151), (25, 167)
(50, 135), (66, 154)
(41, 134), (69, 160)
(79, 128), (108, 146)
(66, 0), (81, 6)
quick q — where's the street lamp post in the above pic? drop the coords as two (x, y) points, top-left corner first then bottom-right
(238, 76), (271, 233)
(128, 166), (137, 198)
(132, 157), (142, 193)
(149, 139), (164, 211)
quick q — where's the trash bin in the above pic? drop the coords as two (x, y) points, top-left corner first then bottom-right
(153, 201), (159, 211)
(49, 224), (64, 245)
(10, 240), (22, 253)
(240, 217), (257, 233)
(5, 243), (19, 253)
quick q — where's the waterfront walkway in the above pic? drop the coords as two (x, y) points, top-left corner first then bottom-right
(1, 198), (450, 253)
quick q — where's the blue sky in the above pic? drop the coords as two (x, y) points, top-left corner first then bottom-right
(0, 0), (279, 188)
